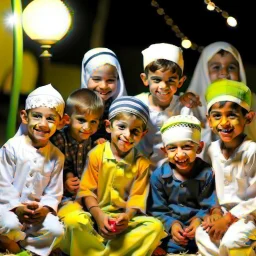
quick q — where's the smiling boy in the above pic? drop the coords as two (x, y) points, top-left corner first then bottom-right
(195, 79), (256, 256)
(147, 115), (217, 255)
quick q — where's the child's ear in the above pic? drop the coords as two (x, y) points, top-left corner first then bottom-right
(140, 73), (149, 87)
(160, 146), (167, 155)
(141, 129), (148, 138)
(245, 111), (255, 125)
(20, 110), (28, 124)
(105, 119), (112, 133)
(57, 114), (70, 130)
(177, 75), (187, 88)
(206, 114), (213, 129)
(196, 141), (204, 154)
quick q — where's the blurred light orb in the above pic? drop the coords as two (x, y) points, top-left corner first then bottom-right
(5, 13), (17, 28)
(207, 2), (215, 11)
(227, 16), (237, 27)
(181, 38), (192, 49)
(22, 0), (71, 44)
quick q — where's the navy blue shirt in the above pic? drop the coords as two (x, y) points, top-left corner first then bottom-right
(147, 157), (217, 234)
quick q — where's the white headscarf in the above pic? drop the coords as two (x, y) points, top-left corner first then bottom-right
(81, 47), (127, 99)
(186, 41), (246, 122)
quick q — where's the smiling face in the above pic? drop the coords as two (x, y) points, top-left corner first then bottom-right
(165, 140), (202, 175)
(21, 107), (61, 148)
(68, 111), (101, 142)
(141, 68), (185, 109)
(208, 51), (240, 82)
(106, 113), (147, 158)
(207, 101), (248, 146)
(87, 64), (118, 102)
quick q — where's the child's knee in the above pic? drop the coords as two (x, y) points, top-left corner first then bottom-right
(62, 210), (91, 230)
(145, 217), (165, 233)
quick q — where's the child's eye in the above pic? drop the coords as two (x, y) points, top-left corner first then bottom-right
(47, 117), (56, 122)
(107, 79), (117, 83)
(152, 78), (161, 83)
(92, 78), (101, 82)
(211, 65), (220, 71)
(166, 146), (176, 151)
(212, 114), (221, 119)
(91, 120), (99, 125)
(228, 113), (237, 118)
(32, 113), (42, 119)
(228, 65), (239, 72)
(132, 129), (141, 136)
(77, 118), (86, 123)
(118, 125), (125, 130)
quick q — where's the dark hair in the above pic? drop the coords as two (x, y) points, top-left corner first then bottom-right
(144, 59), (182, 78)
(110, 112), (147, 131)
(65, 88), (104, 117)
(208, 101), (248, 116)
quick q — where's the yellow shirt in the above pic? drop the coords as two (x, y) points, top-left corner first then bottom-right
(77, 141), (150, 213)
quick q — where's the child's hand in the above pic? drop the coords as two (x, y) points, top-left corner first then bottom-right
(65, 176), (80, 194)
(183, 218), (201, 239)
(179, 92), (202, 108)
(171, 222), (188, 246)
(114, 213), (129, 234)
(28, 205), (51, 224)
(208, 216), (230, 241)
(202, 214), (222, 232)
(15, 204), (37, 223)
(95, 138), (107, 145)
(94, 212), (116, 240)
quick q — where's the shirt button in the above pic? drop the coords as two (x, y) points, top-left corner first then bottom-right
(26, 183), (29, 188)
(30, 172), (33, 177)
(180, 184), (184, 188)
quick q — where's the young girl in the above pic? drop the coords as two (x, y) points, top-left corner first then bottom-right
(81, 47), (127, 143)
(186, 41), (256, 161)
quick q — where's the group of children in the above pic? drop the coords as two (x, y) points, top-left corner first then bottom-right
(0, 40), (256, 256)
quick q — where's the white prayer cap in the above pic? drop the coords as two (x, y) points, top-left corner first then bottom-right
(25, 84), (65, 118)
(142, 43), (184, 72)
(161, 115), (201, 146)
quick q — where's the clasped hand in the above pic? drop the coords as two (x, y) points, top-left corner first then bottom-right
(96, 212), (130, 240)
(15, 201), (50, 224)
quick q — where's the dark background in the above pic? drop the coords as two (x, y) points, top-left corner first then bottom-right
(22, 0), (255, 95)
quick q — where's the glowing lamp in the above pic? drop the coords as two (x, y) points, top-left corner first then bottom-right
(181, 38), (192, 49)
(227, 16), (237, 27)
(22, 0), (71, 57)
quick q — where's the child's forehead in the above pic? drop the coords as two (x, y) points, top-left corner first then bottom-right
(209, 50), (238, 62)
(92, 64), (118, 75)
(29, 107), (59, 115)
(210, 101), (243, 111)
(115, 114), (144, 125)
(166, 140), (195, 147)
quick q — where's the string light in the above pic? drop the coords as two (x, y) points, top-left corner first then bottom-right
(204, 0), (237, 27)
(151, 0), (204, 52)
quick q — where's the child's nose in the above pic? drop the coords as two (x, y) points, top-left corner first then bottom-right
(219, 68), (230, 79)
(123, 129), (131, 139)
(220, 116), (230, 126)
(159, 82), (168, 89)
(99, 81), (108, 89)
(39, 117), (49, 127)
(82, 122), (90, 130)
(176, 148), (185, 158)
